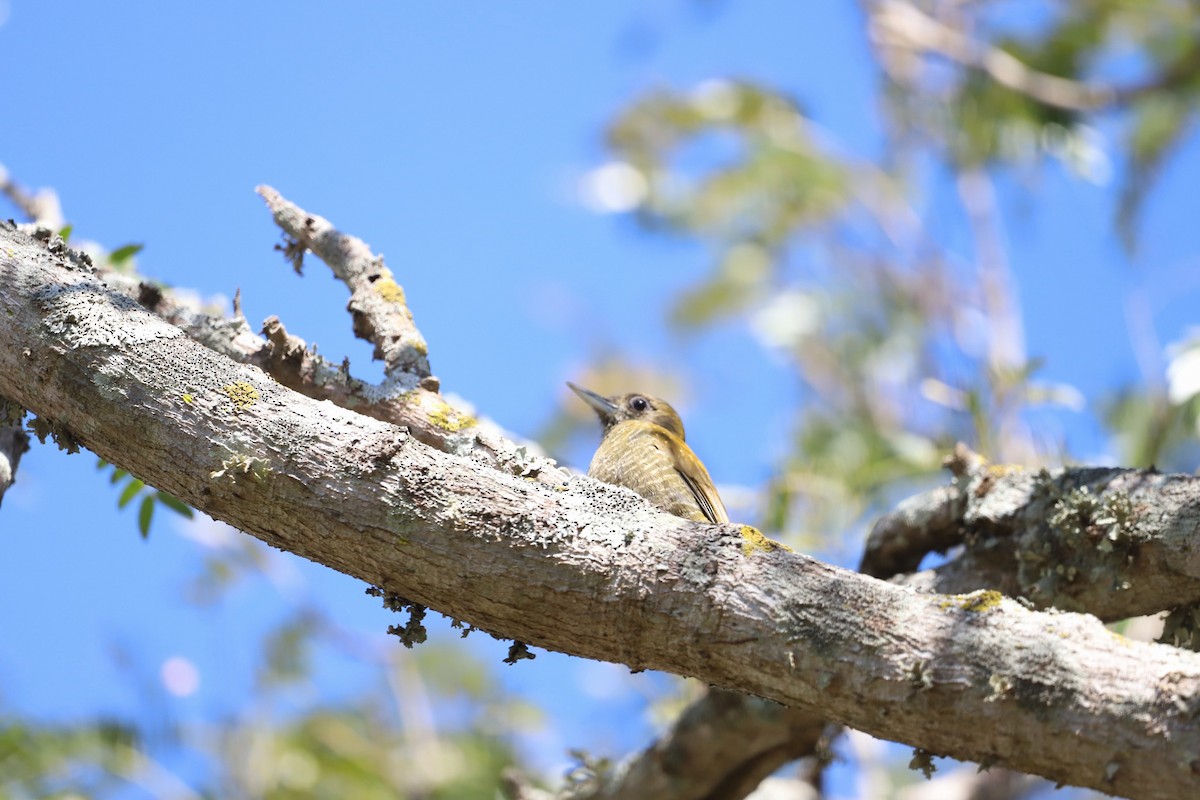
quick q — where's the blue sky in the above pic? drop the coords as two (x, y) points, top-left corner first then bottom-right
(1, 1), (1196, 794)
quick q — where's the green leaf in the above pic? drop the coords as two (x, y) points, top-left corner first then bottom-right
(117, 478), (145, 508)
(137, 496), (155, 539)
(109, 243), (144, 266)
(58, 224), (73, 242)
(109, 468), (128, 485)
(155, 491), (194, 518)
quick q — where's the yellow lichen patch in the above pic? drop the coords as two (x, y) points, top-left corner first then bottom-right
(220, 382), (259, 411)
(182, 393), (194, 404)
(939, 590), (1004, 613)
(375, 276), (406, 305)
(1107, 628), (1133, 646)
(429, 404), (477, 432)
(986, 463), (1023, 477)
(740, 525), (793, 556)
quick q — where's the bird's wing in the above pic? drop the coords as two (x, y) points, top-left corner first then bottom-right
(679, 467), (729, 524)
(656, 429), (729, 524)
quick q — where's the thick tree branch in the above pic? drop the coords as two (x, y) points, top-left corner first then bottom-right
(3, 224), (1200, 799)
(96, 208), (819, 800)
(868, 453), (1200, 621)
(860, 483), (963, 579)
(1, 166), (61, 504)
(861, 443), (981, 579)
(30, 211), (834, 800)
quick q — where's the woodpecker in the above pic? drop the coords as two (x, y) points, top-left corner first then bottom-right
(568, 382), (728, 524)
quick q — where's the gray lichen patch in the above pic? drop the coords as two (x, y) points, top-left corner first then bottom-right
(1047, 485), (1136, 548)
(359, 371), (422, 403)
(34, 283), (183, 350)
(559, 475), (662, 550)
(1016, 481), (1145, 606)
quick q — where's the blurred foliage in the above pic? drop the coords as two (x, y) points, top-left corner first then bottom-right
(1103, 331), (1200, 468)
(0, 562), (538, 799)
(553, 0), (1200, 550)
(204, 670), (526, 800)
(96, 460), (193, 539)
(0, 716), (139, 799)
(874, 0), (1200, 247)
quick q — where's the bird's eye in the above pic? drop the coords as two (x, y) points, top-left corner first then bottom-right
(630, 396), (649, 413)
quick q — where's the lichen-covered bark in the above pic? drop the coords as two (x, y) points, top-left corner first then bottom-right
(256, 185), (432, 381)
(867, 455), (1200, 621)
(3, 224), (1200, 799)
(91, 199), (565, 488)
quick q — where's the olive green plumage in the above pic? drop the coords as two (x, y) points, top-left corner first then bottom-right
(568, 382), (729, 524)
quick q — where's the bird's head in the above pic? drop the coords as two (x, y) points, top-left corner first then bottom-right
(567, 382), (686, 440)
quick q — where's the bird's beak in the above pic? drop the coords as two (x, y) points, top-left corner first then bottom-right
(567, 381), (618, 417)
